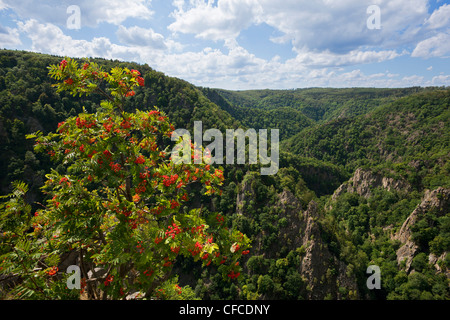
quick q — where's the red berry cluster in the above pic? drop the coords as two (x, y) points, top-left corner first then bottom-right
(60, 59), (68, 69)
(151, 205), (165, 216)
(46, 266), (58, 276)
(175, 284), (182, 295)
(216, 214), (225, 224)
(143, 269), (153, 278)
(163, 258), (172, 267)
(227, 270), (240, 279)
(76, 117), (96, 129)
(165, 222), (181, 239)
(120, 119), (132, 129)
(170, 200), (180, 209)
(130, 69), (145, 87)
(103, 122), (113, 133)
(135, 181), (146, 194)
(162, 174), (179, 187)
(190, 224), (205, 235)
(109, 162), (121, 172)
(135, 155), (145, 164)
(104, 274), (113, 286)
(57, 121), (66, 132)
(136, 241), (144, 254)
(188, 241), (203, 256)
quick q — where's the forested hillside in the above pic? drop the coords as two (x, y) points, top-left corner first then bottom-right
(0, 50), (240, 198)
(282, 89), (450, 178)
(206, 84), (449, 300)
(211, 87), (430, 121)
(0, 49), (448, 300)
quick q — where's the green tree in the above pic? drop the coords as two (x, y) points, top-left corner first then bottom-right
(0, 58), (250, 300)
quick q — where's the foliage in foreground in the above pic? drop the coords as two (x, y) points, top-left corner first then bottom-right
(0, 58), (250, 300)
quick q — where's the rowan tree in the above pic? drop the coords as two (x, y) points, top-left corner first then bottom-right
(0, 58), (250, 300)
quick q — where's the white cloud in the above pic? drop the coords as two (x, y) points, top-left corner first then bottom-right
(3, 0), (153, 27)
(17, 19), (141, 60)
(259, 0), (370, 53)
(431, 74), (450, 85)
(401, 74), (424, 86)
(86, 0), (153, 25)
(426, 4), (450, 29)
(169, 0), (262, 41)
(155, 41), (267, 81)
(9, 1), (449, 90)
(412, 32), (450, 58)
(168, 0), (430, 53)
(0, 25), (21, 47)
(116, 25), (167, 50)
(289, 48), (403, 68)
(166, 0), (431, 76)
(0, 0), (7, 10)
(16, 18), (433, 90)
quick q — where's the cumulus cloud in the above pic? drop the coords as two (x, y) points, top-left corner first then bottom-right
(259, 0), (370, 53)
(412, 32), (450, 58)
(431, 74), (450, 85)
(426, 3), (450, 29)
(8, 0), (450, 90)
(17, 19), (141, 60)
(155, 41), (266, 82)
(289, 48), (404, 68)
(169, 0), (262, 41)
(169, 0), (429, 54)
(116, 25), (167, 50)
(83, 0), (154, 25)
(3, 0), (153, 27)
(0, 0), (7, 10)
(401, 74), (425, 86)
(165, 0), (434, 80)
(0, 24), (22, 47)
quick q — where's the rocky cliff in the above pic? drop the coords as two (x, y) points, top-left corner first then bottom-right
(237, 174), (359, 299)
(330, 166), (449, 282)
(393, 187), (450, 273)
(299, 201), (359, 299)
(331, 167), (411, 201)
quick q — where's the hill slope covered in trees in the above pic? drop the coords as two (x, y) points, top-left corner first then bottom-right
(0, 49), (449, 300)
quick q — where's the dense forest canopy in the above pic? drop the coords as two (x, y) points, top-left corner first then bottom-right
(0, 49), (449, 301)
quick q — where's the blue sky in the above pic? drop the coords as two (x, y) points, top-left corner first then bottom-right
(0, 0), (449, 90)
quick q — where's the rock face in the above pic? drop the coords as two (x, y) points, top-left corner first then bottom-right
(331, 167), (449, 278)
(429, 252), (449, 277)
(299, 201), (358, 299)
(275, 189), (304, 248)
(236, 175), (255, 215)
(331, 168), (411, 201)
(393, 187), (450, 272)
(237, 175), (359, 299)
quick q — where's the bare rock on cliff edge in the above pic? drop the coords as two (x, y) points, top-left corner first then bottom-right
(394, 187), (450, 272)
